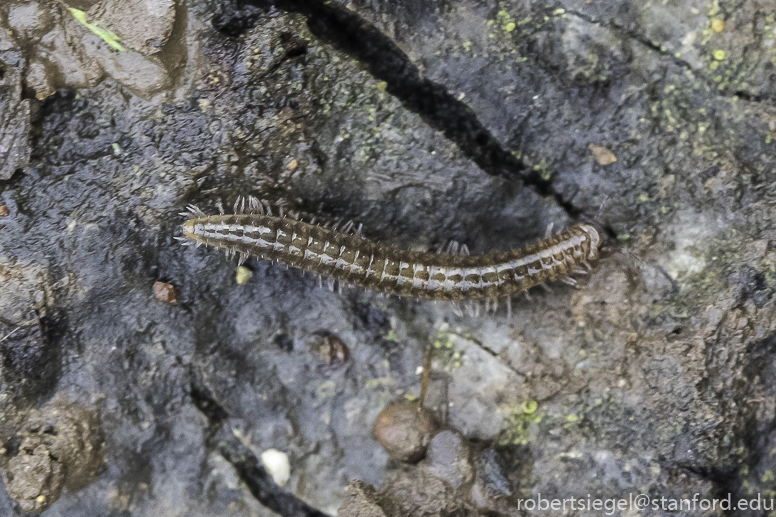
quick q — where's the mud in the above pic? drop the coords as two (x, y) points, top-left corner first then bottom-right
(0, 394), (104, 514)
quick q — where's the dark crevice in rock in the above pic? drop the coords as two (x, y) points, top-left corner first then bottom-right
(460, 333), (526, 379)
(213, 0), (585, 220)
(1, 311), (63, 403)
(733, 90), (767, 103)
(188, 381), (229, 425)
(188, 378), (331, 517)
(680, 465), (739, 502)
(218, 443), (331, 517)
(687, 331), (776, 509)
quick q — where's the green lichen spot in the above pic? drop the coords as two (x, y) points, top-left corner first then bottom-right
(713, 49), (726, 60)
(498, 402), (543, 445)
(497, 10), (516, 32)
(533, 158), (551, 180)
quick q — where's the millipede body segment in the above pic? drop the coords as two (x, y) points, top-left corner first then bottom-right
(181, 199), (602, 302)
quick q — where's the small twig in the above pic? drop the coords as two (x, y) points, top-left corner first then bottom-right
(418, 347), (433, 408)
(0, 326), (22, 345)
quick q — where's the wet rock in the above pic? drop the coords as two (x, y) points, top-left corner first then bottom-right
(87, 0), (175, 56)
(0, 261), (58, 401)
(243, 15), (309, 76)
(444, 332), (525, 440)
(469, 448), (512, 512)
(0, 26), (31, 180)
(2, 0), (776, 513)
(0, 394), (105, 514)
(371, 402), (439, 463)
(3, 0), (170, 99)
(5, 0), (102, 98)
(422, 429), (473, 489)
(0, 321), (60, 402)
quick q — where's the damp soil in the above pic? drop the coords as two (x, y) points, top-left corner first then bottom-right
(1, 0), (776, 516)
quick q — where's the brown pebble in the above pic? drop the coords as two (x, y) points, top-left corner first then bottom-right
(0, 206), (9, 216)
(589, 144), (617, 165)
(153, 281), (178, 305)
(371, 401), (439, 463)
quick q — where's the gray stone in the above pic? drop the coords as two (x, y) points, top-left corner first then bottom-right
(423, 429), (473, 489)
(87, 0), (176, 56)
(0, 27), (30, 180)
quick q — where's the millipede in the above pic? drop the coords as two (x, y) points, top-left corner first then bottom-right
(179, 197), (603, 316)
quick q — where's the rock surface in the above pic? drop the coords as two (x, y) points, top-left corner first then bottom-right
(0, 26), (30, 180)
(87, 0), (176, 56)
(0, 0), (775, 515)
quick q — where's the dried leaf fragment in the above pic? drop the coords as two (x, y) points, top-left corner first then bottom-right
(589, 144), (617, 165)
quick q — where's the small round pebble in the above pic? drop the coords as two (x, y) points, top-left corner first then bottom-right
(371, 401), (439, 463)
